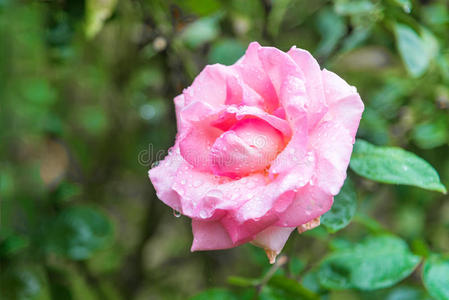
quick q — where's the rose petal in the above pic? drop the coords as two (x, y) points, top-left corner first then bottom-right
(310, 120), (354, 195)
(191, 219), (236, 251)
(184, 64), (236, 107)
(322, 69), (357, 103)
(251, 226), (295, 263)
(179, 121), (223, 172)
(148, 145), (183, 212)
(210, 118), (284, 178)
(288, 46), (327, 129)
(212, 105), (292, 138)
(233, 42), (279, 112)
(276, 184), (333, 227)
(324, 93), (364, 140)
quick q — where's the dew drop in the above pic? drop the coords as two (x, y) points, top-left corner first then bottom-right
(181, 179), (186, 185)
(206, 189), (224, 199)
(173, 209), (181, 218)
(193, 179), (202, 187)
(151, 161), (160, 168)
(199, 210), (208, 218)
(306, 152), (315, 162)
(228, 106), (238, 113)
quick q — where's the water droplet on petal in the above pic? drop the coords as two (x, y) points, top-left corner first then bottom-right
(151, 161), (160, 168)
(199, 210), (208, 218)
(193, 179), (202, 187)
(206, 189), (224, 199)
(173, 209), (181, 218)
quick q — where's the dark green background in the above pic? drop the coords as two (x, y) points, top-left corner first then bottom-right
(1, 0), (448, 299)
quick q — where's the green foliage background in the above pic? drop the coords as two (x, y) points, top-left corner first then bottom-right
(1, 0), (449, 299)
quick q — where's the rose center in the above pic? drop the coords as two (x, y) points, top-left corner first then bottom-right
(210, 118), (284, 178)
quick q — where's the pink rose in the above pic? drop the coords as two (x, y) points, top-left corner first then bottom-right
(149, 42), (364, 263)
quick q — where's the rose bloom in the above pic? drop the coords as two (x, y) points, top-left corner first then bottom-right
(149, 42), (364, 263)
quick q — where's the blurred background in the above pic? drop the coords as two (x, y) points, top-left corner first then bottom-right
(1, 0), (448, 299)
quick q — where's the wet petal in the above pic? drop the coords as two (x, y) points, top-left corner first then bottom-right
(191, 219), (236, 251)
(251, 226), (295, 264)
(210, 118), (284, 178)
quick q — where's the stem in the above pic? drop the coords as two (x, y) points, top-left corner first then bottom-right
(256, 255), (288, 292)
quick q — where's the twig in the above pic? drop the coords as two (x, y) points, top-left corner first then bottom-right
(256, 255), (288, 292)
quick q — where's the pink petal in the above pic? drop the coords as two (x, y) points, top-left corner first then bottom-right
(322, 69), (357, 103)
(325, 93), (364, 139)
(179, 121), (223, 172)
(174, 94), (185, 132)
(288, 46), (327, 129)
(310, 120), (354, 195)
(212, 105), (291, 138)
(191, 219), (235, 251)
(183, 64), (237, 107)
(276, 184), (334, 227)
(251, 225), (295, 255)
(210, 118), (284, 178)
(148, 145), (183, 211)
(172, 162), (265, 220)
(233, 42), (279, 112)
(221, 213), (279, 245)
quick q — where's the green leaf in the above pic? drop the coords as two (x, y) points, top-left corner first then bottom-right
(181, 14), (222, 49)
(268, 275), (319, 300)
(85, 0), (118, 38)
(0, 265), (51, 300)
(267, 0), (292, 37)
(422, 255), (449, 300)
(173, 0), (221, 16)
(391, 0), (412, 13)
(22, 78), (57, 106)
(315, 8), (346, 57)
(350, 139), (447, 193)
(370, 78), (409, 120)
(227, 276), (258, 287)
(334, 0), (376, 16)
(77, 105), (109, 135)
(393, 23), (432, 77)
(321, 178), (357, 233)
(358, 108), (390, 145)
(386, 286), (432, 300)
(208, 39), (246, 65)
(302, 270), (327, 294)
(190, 288), (238, 300)
(289, 257), (306, 277)
(318, 235), (421, 290)
(412, 119), (448, 149)
(0, 234), (29, 257)
(46, 206), (113, 260)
